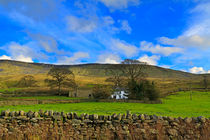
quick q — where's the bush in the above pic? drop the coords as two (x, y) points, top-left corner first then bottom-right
(144, 81), (160, 101)
(5, 81), (19, 88)
(127, 80), (160, 101)
(92, 85), (113, 99)
(18, 75), (37, 87)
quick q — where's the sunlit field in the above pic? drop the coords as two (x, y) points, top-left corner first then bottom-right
(1, 91), (210, 117)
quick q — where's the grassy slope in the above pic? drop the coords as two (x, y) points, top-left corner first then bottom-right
(0, 60), (208, 96)
(0, 91), (209, 117)
(0, 60), (199, 78)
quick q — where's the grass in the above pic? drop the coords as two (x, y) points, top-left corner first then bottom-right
(0, 91), (209, 117)
(0, 88), (23, 93)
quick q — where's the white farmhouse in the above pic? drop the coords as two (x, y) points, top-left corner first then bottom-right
(111, 90), (128, 99)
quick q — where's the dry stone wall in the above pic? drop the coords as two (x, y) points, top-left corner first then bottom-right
(0, 110), (209, 140)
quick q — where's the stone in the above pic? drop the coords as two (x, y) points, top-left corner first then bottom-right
(139, 114), (145, 120)
(140, 129), (146, 134)
(167, 116), (174, 122)
(167, 129), (178, 136)
(15, 111), (19, 116)
(48, 111), (53, 117)
(178, 117), (183, 121)
(197, 116), (206, 123)
(171, 122), (179, 127)
(116, 114), (121, 120)
(33, 112), (39, 118)
(132, 114), (138, 120)
(38, 110), (44, 116)
(152, 115), (158, 120)
(1, 110), (9, 116)
(98, 115), (104, 120)
(18, 116), (29, 121)
(73, 113), (78, 119)
(61, 112), (65, 116)
(44, 111), (49, 116)
(83, 119), (92, 123)
(192, 117), (198, 122)
(150, 129), (158, 135)
(126, 110), (131, 115)
(93, 114), (98, 120)
(72, 119), (81, 125)
(19, 110), (25, 116)
(144, 115), (150, 120)
(27, 111), (34, 118)
(123, 125), (128, 130)
(84, 114), (89, 119)
(184, 117), (192, 124)
(53, 115), (61, 121)
(30, 118), (38, 123)
(108, 115), (112, 121)
(126, 111), (132, 119)
(121, 114), (126, 120)
(157, 116), (163, 120)
(80, 113), (86, 120)
(9, 111), (15, 117)
(112, 113), (117, 120)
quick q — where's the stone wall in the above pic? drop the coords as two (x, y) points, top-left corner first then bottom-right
(0, 110), (209, 140)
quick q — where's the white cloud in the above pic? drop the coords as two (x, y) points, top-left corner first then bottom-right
(97, 54), (121, 64)
(158, 2), (210, 49)
(15, 55), (33, 63)
(0, 0), (63, 21)
(111, 39), (138, 57)
(66, 16), (97, 33)
(58, 52), (89, 64)
(0, 54), (33, 63)
(99, 0), (140, 10)
(189, 67), (210, 74)
(103, 16), (115, 25)
(0, 54), (33, 62)
(138, 55), (160, 65)
(27, 33), (63, 54)
(0, 42), (38, 63)
(0, 55), (12, 60)
(6, 42), (34, 59)
(159, 35), (210, 49)
(120, 20), (132, 34)
(140, 41), (183, 56)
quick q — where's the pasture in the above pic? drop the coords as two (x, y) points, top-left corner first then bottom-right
(1, 91), (210, 117)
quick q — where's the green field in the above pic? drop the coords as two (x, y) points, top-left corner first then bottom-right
(0, 91), (210, 117)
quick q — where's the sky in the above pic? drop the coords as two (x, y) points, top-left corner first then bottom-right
(0, 0), (210, 74)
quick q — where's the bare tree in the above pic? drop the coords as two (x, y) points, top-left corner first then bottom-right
(120, 59), (147, 82)
(45, 67), (77, 95)
(105, 59), (148, 99)
(105, 65), (125, 89)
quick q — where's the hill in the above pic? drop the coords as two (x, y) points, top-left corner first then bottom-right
(0, 60), (208, 96)
(0, 60), (199, 78)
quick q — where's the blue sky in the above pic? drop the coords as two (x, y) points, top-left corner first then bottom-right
(0, 0), (210, 74)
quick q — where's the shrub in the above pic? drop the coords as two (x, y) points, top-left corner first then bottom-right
(92, 85), (113, 99)
(144, 81), (160, 101)
(17, 75), (37, 87)
(127, 80), (160, 101)
(5, 81), (19, 88)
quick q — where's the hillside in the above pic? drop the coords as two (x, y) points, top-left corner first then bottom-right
(0, 60), (207, 96)
(0, 60), (200, 78)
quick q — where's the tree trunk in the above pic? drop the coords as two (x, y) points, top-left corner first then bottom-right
(58, 82), (61, 96)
